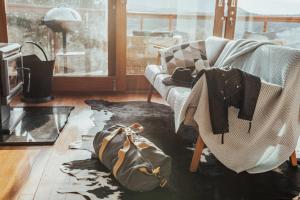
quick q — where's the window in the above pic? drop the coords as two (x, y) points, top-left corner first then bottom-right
(126, 0), (216, 75)
(235, 0), (300, 48)
(6, 0), (109, 76)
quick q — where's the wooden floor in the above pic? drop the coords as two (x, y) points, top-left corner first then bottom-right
(0, 93), (164, 200)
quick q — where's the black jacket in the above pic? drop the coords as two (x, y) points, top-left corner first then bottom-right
(192, 68), (261, 142)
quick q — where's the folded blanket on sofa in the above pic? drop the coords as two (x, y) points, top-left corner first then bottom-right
(177, 39), (300, 173)
(214, 39), (272, 68)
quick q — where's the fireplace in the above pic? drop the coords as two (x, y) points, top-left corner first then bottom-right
(0, 43), (24, 134)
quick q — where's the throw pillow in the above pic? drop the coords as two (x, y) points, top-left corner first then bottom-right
(160, 40), (210, 75)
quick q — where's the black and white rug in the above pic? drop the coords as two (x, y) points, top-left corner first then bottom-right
(58, 100), (300, 200)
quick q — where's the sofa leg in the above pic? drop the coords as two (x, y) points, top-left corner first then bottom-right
(147, 85), (154, 102)
(189, 135), (205, 172)
(290, 151), (298, 167)
(190, 140), (298, 172)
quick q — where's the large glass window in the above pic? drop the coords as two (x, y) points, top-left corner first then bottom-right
(235, 0), (300, 48)
(126, 0), (216, 75)
(6, 0), (109, 76)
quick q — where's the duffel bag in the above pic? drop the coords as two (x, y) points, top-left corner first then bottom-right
(93, 123), (172, 192)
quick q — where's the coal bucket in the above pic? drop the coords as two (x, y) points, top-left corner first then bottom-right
(21, 42), (55, 103)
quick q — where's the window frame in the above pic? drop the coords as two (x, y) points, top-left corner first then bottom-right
(0, 0), (226, 92)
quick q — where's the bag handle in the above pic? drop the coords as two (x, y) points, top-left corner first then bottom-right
(20, 41), (48, 61)
(98, 123), (144, 161)
(125, 123), (144, 134)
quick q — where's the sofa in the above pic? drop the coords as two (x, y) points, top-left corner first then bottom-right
(144, 36), (300, 173)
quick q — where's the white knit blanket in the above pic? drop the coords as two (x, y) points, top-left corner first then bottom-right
(178, 40), (300, 173)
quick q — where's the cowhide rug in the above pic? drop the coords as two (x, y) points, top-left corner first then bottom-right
(58, 100), (300, 200)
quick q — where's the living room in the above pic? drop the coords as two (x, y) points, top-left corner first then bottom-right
(1, 0), (300, 199)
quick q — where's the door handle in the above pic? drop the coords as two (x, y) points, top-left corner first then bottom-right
(231, 0), (237, 7)
(229, 17), (234, 25)
(218, 0), (223, 7)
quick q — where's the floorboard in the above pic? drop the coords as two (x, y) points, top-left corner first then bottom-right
(0, 93), (163, 200)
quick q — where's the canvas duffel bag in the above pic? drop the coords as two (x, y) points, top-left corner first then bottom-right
(93, 123), (171, 192)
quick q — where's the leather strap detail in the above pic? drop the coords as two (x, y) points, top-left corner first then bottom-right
(129, 123), (144, 133)
(112, 135), (132, 177)
(99, 128), (122, 161)
(112, 140), (151, 177)
(160, 178), (168, 187)
(138, 166), (168, 188)
(138, 167), (154, 175)
(135, 142), (152, 150)
(125, 123), (144, 135)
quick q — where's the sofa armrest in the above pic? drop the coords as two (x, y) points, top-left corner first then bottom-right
(205, 36), (229, 66)
(144, 64), (167, 85)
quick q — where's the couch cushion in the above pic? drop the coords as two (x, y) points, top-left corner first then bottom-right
(145, 64), (191, 102)
(205, 36), (229, 66)
(166, 87), (191, 111)
(153, 74), (175, 99)
(159, 40), (209, 75)
(144, 65), (164, 84)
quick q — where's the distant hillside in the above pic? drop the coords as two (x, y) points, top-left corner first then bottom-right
(127, 1), (300, 16)
(127, 0), (214, 14)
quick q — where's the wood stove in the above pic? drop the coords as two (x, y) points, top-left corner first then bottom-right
(0, 43), (24, 134)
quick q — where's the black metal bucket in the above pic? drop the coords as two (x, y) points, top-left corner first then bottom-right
(21, 42), (55, 103)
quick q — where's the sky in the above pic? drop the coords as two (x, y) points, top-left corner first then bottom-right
(127, 0), (215, 13)
(127, 0), (300, 15)
(239, 0), (300, 15)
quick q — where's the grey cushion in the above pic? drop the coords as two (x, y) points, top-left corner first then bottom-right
(144, 65), (164, 84)
(159, 40), (208, 75)
(153, 74), (175, 99)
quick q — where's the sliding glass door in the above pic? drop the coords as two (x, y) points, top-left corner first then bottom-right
(1, 0), (227, 92)
(126, 0), (217, 76)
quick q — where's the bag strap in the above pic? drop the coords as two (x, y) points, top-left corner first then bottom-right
(99, 128), (122, 161)
(125, 123), (144, 134)
(125, 123), (151, 149)
(112, 134), (132, 177)
(138, 167), (168, 187)
(98, 123), (144, 161)
(135, 141), (152, 150)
